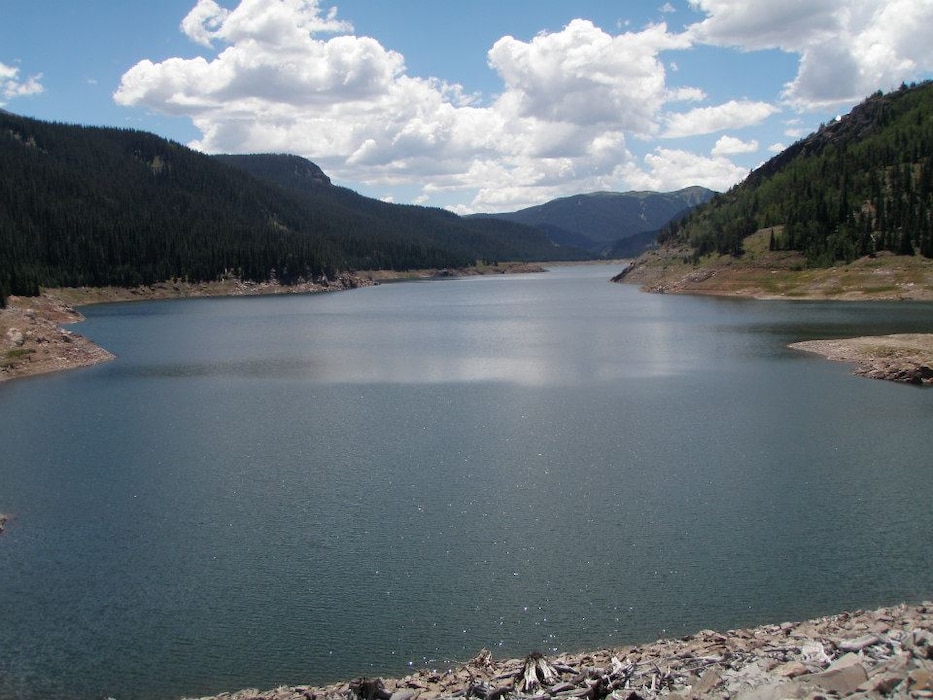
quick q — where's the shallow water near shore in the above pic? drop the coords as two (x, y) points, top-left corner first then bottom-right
(1, 265), (932, 700)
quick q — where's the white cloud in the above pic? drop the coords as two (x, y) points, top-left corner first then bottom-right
(181, 0), (351, 48)
(711, 135), (759, 156)
(115, 0), (933, 212)
(487, 20), (689, 134)
(115, 2), (705, 211)
(621, 147), (750, 192)
(662, 100), (779, 138)
(180, 0), (232, 47)
(0, 61), (44, 105)
(687, 0), (840, 50)
(782, 118), (810, 139)
(686, 0), (933, 110)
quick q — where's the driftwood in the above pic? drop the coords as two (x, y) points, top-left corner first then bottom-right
(520, 652), (560, 693)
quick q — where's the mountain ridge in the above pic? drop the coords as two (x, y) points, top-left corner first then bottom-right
(0, 112), (589, 306)
(470, 186), (716, 255)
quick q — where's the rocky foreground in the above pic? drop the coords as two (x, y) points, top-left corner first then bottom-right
(187, 602), (933, 700)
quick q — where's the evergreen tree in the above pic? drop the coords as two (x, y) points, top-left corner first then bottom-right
(660, 81), (933, 265)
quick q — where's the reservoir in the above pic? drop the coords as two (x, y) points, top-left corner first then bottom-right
(1, 264), (931, 700)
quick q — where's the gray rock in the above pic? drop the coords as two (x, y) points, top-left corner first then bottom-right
(691, 669), (721, 695)
(840, 634), (883, 652)
(734, 680), (810, 700)
(801, 661), (868, 695)
(5, 327), (24, 346)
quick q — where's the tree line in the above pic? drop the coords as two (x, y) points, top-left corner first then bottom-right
(1, 113), (586, 307)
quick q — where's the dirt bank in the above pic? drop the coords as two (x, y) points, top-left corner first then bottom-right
(183, 601), (933, 700)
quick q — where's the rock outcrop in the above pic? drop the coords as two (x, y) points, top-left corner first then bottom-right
(185, 602), (933, 700)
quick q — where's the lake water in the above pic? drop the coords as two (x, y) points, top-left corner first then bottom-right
(1, 264), (932, 700)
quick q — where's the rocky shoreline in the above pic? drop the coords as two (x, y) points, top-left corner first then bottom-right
(184, 602), (932, 700)
(0, 273), (375, 383)
(0, 294), (117, 382)
(790, 334), (933, 385)
(0, 265), (547, 384)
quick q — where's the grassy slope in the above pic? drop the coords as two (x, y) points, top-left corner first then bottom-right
(618, 229), (933, 300)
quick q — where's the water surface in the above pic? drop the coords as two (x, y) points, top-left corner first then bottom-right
(1, 265), (931, 699)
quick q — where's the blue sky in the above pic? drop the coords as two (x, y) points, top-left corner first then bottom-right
(2, 0), (932, 213)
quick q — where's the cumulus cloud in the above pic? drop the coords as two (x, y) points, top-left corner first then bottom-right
(106, 0), (933, 211)
(621, 147), (750, 192)
(0, 61), (44, 105)
(180, 0), (351, 48)
(180, 0), (231, 47)
(711, 135), (759, 156)
(115, 2), (707, 210)
(687, 0), (933, 110)
(662, 100), (779, 138)
(488, 20), (689, 134)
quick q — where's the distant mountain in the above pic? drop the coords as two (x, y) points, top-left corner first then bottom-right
(470, 187), (716, 255)
(657, 81), (933, 264)
(0, 113), (589, 305)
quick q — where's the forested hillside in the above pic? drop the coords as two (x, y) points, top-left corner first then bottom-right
(660, 81), (933, 265)
(214, 153), (583, 268)
(0, 113), (583, 307)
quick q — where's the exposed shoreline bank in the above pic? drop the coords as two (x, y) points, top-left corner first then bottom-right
(184, 601), (933, 700)
(0, 293), (117, 383)
(790, 334), (933, 385)
(0, 272), (375, 383)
